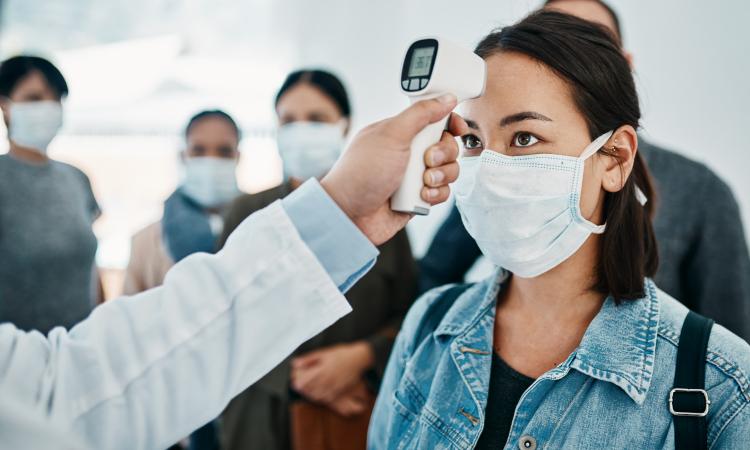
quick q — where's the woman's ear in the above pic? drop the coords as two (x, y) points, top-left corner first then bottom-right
(600, 125), (638, 193)
(341, 118), (351, 136)
(624, 50), (635, 70)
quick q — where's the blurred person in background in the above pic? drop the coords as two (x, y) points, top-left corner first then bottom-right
(0, 94), (463, 450)
(0, 55), (100, 334)
(123, 109), (242, 294)
(219, 69), (418, 450)
(123, 109), (243, 450)
(417, 0), (750, 342)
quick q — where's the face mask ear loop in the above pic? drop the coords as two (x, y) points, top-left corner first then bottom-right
(572, 131), (613, 234)
(578, 131), (614, 160)
(635, 186), (648, 206)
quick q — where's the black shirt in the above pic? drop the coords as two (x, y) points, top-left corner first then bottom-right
(475, 353), (535, 449)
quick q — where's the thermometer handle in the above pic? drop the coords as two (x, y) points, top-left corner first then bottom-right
(391, 116), (449, 215)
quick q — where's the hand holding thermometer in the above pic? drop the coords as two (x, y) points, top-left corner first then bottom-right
(391, 37), (486, 215)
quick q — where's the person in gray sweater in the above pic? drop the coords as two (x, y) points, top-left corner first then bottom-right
(0, 56), (100, 334)
(418, 0), (750, 341)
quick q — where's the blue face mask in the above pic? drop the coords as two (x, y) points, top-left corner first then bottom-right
(181, 157), (239, 208)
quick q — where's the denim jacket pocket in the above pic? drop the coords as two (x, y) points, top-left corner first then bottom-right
(390, 392), (420, 450)
(392, 376), (472, 449)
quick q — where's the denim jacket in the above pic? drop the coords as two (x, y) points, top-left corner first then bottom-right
(368, 270), (750, 449)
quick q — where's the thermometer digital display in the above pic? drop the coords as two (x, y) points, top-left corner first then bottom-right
(391, 38), (486, 215)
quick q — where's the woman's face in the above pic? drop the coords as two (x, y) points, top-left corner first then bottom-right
(1, 71), (61, 127)
(276, 83), (348, 132)
(185, 117), (239, 160)
(460, 51), (626, 226)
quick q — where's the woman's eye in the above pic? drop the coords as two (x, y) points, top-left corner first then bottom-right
(512, 132), (539, 148)
(190, 145), (206, 156)
(461, 134), (483, 150)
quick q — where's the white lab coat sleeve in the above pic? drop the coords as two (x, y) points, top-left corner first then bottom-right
(0, 200), (353, 450)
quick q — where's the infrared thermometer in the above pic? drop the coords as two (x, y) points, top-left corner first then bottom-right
(391, 37), (486, 215)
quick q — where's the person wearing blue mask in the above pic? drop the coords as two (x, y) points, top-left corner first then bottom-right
(123, 109), (242, 450)
(0, 55), (100, 334)
(369, 12), (749, 449)
(219, 70), (418, 450)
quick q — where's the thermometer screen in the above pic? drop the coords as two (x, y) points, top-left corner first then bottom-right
(408, 47), (435, 77)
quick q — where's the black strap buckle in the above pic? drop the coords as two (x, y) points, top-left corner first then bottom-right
(669, 388), (711, 417)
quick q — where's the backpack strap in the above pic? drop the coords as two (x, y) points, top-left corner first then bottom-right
(671, 311), (714, 450)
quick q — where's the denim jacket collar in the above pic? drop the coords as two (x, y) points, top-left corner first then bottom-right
(571, 279), (660, 404)
(434, 269), (660, 405)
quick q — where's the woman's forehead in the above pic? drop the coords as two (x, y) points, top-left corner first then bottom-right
(462, 52), (576, 125)
(276, 83), (340, 115)
(11, 71), (56, 99)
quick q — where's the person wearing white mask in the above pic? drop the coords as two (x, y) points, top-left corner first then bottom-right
(0, 94), (463, 450)
(369, 12), (749, 450)
(0, 55), (100, 334)
(219, 70), (418, 450)
(122, 109), (242, 450)
(123, 109), (242, 296)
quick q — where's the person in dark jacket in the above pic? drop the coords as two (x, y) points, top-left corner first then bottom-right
(219, 69), (418, 450)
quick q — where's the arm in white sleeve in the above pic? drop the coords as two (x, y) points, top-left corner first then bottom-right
(282, 179), (378, 291)
(0, 183), (378, 450)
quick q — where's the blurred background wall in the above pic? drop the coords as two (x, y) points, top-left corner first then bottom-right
(1, 0), (748, 295)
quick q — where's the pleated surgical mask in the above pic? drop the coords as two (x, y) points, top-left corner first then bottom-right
(454, 131), (614, 278)
(181, 157), (240, 208)
(276, 121), (345, 181)
(8, 101), (63, 153)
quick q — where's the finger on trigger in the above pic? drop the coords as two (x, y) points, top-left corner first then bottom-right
(421, 185), (451, 205)
(447, 112), (470, 136)
(440, 129), (459, 163)
(424, 142), (446, 168)
(424, 162), (458, 187)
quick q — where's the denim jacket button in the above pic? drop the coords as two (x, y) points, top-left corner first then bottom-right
(518, 435), (537, 450)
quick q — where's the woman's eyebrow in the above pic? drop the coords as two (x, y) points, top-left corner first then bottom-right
(465, 119), (480, 130)
(499, 111), (552, 127)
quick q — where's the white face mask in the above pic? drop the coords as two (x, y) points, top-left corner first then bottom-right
(276, 121), (345, 181)
(454, 131), (614, 278)
(181, 157), (240, 208)
(8, 101), (63, 153)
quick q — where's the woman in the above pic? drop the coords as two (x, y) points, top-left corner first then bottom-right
(124, 109), (242, 294)
(0, 55), (100, 333)
(220, 70), (418, 450)
(369, 11), (749, 449)
(123, 109), (242, 450)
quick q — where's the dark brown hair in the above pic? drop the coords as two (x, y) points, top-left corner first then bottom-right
(0, 55), (69, 99)
(545, 0), (623, 45)
(274, 69), (351, 118)
(475, 11), (658, 301)
(185, 109), (241, 141)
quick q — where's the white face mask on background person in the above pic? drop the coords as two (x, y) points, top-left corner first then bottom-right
(454, 131), (615, 278)
(8, 101), (63, 154)
(181, 157), (240, 209)
(276, 121), (345, 181)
